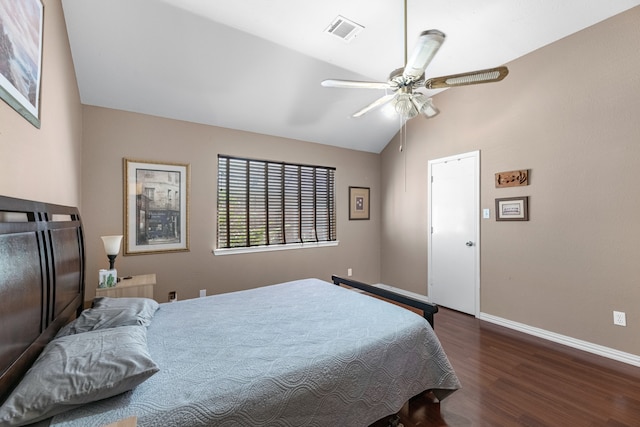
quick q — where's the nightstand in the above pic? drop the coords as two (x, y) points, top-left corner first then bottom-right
(96, 273), (156, 300)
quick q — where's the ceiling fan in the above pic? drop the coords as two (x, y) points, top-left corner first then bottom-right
(321, 1), (509, 120)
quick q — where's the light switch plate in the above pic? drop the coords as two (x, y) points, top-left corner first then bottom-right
(483, 208), (490, 219)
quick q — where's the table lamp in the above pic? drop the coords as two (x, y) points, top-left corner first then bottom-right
(99, 235), (123, 288)
(101, 235), (123, 269)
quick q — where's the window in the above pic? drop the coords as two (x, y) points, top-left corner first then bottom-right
(144, 187), (155, 201)
(217, 155), (336, 250)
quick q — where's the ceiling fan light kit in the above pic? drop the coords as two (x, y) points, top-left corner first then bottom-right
(391, 91), (438, 119)
(321, 2), (509, 121)
(394, 92), (417, 118)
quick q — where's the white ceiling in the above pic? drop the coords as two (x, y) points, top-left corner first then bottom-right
(61, 0), (640, 153)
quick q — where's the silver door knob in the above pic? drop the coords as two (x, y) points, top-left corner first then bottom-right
(465, 241), (474, 246)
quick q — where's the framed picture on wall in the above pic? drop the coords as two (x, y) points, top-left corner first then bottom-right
(349, 186), (370, 220)
(495, 196), (529, 221)
(124, 158), (190, 254)
(0, 0), (44, 128)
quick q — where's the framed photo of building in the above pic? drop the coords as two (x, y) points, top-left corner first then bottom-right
(0, 0), (44, 128)
(349, 186), (370, 220)
(124, 158), (190, 254)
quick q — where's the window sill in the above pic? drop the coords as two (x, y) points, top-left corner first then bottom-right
(213, 240), (339, 256)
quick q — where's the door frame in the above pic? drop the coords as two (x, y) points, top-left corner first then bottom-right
(427, 150), (480, 317)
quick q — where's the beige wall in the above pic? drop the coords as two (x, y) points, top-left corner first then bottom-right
(81, 106), (380, 301)
(381, 7), (640, 355)
(4, 0), (638, 360)
(0, 0), (82, 207)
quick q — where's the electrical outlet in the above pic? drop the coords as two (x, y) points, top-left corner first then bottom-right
(613, 311), (626, 326)
(347, 268), (353, 277)
(199, 289), (206, 298)
(168, 291), (177, 302)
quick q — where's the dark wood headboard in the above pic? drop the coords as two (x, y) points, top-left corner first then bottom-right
(0, 196), (85, 404)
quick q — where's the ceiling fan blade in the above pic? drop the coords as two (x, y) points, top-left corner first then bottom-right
(425, 66), (509, 89)
(403, 30), (445, 82)
(352, 93), (396, 118)
(321, 79), (391, 90)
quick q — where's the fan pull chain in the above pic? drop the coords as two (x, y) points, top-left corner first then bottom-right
(399, 114), (404, 153)
(404, 119), (408, 192)
(398, 115), (408, 192)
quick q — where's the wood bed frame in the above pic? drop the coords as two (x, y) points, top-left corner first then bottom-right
(0, 194), (439, 419)
(0, 195), (85, 405)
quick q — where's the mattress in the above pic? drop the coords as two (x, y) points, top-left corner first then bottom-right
(51, 278), (460, 426)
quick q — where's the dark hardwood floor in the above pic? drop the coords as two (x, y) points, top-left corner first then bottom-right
(373, 307), (640, 426)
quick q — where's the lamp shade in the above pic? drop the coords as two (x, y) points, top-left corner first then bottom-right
(101, 235), (123, 255)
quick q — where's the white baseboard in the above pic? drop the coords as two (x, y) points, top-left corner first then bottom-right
(479, 312), (640, 368)
(355, 284), (639, 367)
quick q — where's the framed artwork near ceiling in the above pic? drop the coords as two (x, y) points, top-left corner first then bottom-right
(349, 186), (370, 220)
(124, 158), (190, 255)
(0, 0), (44, 128)
(495, 196), (529, 221)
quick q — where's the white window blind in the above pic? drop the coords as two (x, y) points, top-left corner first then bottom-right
(217, 155), (336, 249)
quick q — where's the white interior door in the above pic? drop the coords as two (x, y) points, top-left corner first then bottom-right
(428, 151), (479, 315)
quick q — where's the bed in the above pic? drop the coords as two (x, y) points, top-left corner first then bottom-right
(0, 195), (460, 426)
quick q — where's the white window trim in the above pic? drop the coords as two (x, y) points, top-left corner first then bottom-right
(213, 240), (339, 256)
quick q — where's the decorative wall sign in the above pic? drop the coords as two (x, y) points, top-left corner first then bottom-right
(0, 0), (44, 128)
(349, 186), (370, 220)
(495, 196), (529, 221)
(495, 169), (529, 188)
(124, 158), (190, 254)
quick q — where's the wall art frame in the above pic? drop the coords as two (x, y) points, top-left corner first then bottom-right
(495, 169), (529, 188)
(349, 186), (370, 220)
(0, 0), (44, 128)
(124, 158), (190, 255)
(495, 196), (529, 221)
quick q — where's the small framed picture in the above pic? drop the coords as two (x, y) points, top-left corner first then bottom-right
(349, 186), (370, 220)
(495, 196), (529, 221)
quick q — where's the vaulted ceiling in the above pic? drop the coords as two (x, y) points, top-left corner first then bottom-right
(61, 0), (640, 153)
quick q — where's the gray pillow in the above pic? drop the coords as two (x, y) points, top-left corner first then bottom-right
(57, 297), (159, 337)
(0, 325), (159, 426)
(92, 297), (159, 324)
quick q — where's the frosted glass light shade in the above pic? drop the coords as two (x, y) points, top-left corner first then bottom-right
(420, 98), (439, 118)
(412, 94), (439, 118)
(101, 235), (123, 255)
(394, 93), (417, 118)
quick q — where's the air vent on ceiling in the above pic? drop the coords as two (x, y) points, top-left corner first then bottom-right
(324, 15), (364, 42)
